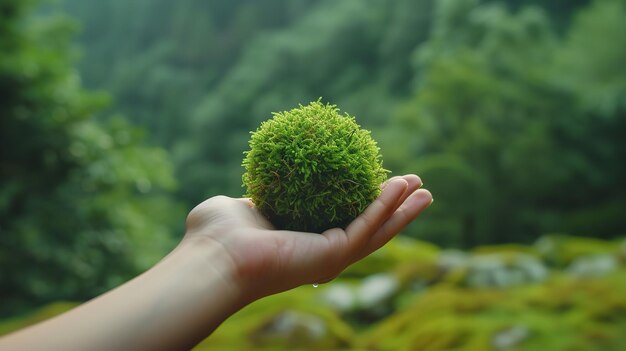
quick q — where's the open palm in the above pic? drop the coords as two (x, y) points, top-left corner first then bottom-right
(184, 174), (432, 298)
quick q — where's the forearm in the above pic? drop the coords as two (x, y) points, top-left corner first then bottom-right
(0, 238), (247, 351)
(0, 178), (431, 350)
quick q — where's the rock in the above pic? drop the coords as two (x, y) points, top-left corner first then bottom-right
(465, 254), (549, 288)
(251, 310), (327, 346)
(491, 267), (512, 287)
(356, 273), (399, 309)
(535, 234), (618, 267)
(321, 283), (355, 312)
(465, 255), (506, 288)
(566, 254), (618, 278)
(437, 250), (470, 272)
(491, 325), (530, 349)
(515, 255), (549, 283)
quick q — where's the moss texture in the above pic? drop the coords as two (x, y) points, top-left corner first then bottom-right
(242, 100), (388, 232)
(2, 236), (626, 351)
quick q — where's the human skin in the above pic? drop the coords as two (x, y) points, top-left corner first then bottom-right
(0, 174), (432, 350)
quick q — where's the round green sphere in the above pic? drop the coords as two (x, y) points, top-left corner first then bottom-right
(242, 101), (388, 233)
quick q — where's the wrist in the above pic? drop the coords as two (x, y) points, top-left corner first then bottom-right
(134, 236), (252, 348)
(170, 236), (250, 305)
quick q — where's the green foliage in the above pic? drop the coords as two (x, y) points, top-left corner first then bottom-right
(117, 0), (434, 204)
(379, 0), (626, 247)
(4, 0), (626, 348)
(243, 101), (387, 232)
(554, 0), (626, 115)
(0, 0), (181, 316)
(54, 0), (626, 248)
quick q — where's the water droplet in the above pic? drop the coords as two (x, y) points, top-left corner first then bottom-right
(312, 283), (319, 288)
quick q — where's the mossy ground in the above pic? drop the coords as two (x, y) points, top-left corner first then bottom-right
(2, 236), (625, 350)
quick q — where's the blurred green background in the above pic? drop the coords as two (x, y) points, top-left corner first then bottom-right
(1, 0), (625, 349)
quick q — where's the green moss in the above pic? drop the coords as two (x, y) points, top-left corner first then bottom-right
(361, 269), (626, 351)
(536, 234), (621, 267)
(193, 288), (355, 350)
(242, 100), (388, 232)
(3, 239), (625, 351)
(472, 244), (540, 257)
(343, 237), (440, 278)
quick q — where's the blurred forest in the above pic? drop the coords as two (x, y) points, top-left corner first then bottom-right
(1, 0), (626, 348)
(56, 0), (626, 247)
(54, 0), (626, 248)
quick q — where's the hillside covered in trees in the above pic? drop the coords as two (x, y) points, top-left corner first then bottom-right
(58, 0), (625, 247)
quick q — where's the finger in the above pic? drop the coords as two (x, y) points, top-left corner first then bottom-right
(395, 174), (422, 208)
(343, 178), (408, 253)
(380, 175), (401, 189)
(313, 178), (417, 282)
(358, 189), (433, 259)
(402, 174), (422, 191)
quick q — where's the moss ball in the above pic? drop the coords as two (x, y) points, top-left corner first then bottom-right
(242, 100), (388, 233)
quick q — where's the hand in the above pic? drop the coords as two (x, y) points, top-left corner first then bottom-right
(183, 174), (433, 299)
(0, 175), (432, 351)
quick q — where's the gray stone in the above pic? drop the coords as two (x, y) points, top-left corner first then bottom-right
(254, 310), (327, 341)
(465, 254), (549, 288)
(321, 283), (355, 312)
(438, 250), (470, 272)
(567, 254), (618, 278)
(515, 255), (549, 283)
(491, 325), (530, 350)
(356, 273), (399, 308)
(466, 255), (505, 288)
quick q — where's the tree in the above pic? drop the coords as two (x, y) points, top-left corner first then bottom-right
(0, 0), (181, 316)
(549, 0), (626, 236)
(385, 0), (626, 247)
